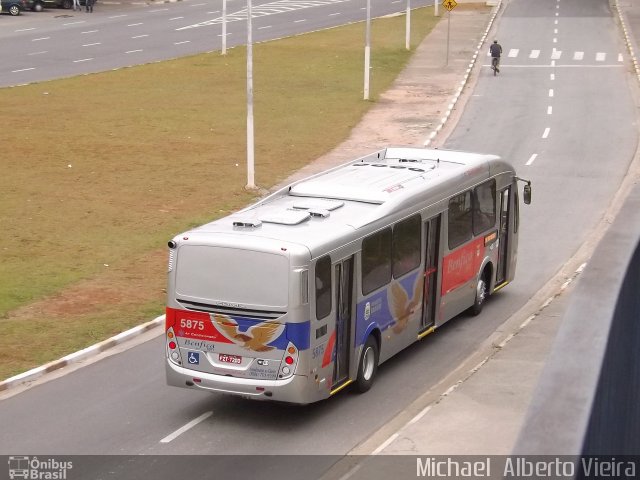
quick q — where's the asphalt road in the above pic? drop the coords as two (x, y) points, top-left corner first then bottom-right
(0, 0), (429, 87)
(0, 0), (637, 477)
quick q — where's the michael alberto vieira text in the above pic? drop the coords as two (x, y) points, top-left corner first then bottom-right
(416, 457), (638, 477)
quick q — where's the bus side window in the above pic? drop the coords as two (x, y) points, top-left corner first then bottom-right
(392, 214), (422, 278)
(514, 189), (519, 234)
(472, 179), (496, 235)
(448, 191), (473, 249)
(362, 228), (392, 295)
(315, 255), (332, 320)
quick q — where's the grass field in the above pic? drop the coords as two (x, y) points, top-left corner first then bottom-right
(0, 7), (440, 380)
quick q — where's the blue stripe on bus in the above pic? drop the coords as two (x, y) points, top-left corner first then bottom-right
(228, 315), (310, 351)
(355, 270), (422, 346)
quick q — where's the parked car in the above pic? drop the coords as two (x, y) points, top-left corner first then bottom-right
(1, 0), (34, 15)
(31, 0), (95, 10)
(32, 0), (70, 10)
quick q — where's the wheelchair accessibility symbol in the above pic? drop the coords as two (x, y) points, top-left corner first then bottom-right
(187, 352), (200, 365)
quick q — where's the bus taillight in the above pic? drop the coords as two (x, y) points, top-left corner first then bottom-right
(166, 327), (182, 365)
(279, 342), (298, 379)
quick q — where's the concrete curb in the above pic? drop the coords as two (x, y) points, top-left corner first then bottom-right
(615, 0), (640, 83)
(424, 0), (502, 146)
(0, 315), (165, 393)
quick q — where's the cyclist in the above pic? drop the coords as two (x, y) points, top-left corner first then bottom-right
(490, 40), (503, 74)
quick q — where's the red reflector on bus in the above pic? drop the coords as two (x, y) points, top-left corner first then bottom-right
(256, 387), (265, 392)
(285, 356), (294, 365)
(193, 378), (202, 383)
(169, 341), (177, 350)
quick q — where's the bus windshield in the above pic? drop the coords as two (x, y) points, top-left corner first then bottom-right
(175, 245), (289, 308)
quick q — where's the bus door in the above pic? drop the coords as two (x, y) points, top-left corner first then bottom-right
(421, 215), (441, 330)
(496, 186), (511, 285)
(333, 256), (354, 386)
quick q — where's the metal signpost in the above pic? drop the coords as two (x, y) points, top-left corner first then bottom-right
(442, 0), (457, 66)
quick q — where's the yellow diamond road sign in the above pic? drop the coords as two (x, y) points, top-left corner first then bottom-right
(443, 0), (457, 10)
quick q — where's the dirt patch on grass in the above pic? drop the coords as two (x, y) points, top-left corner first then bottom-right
(7, 249), (166, 321)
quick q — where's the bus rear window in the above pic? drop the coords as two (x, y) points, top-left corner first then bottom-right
(175, 245), (289, 308)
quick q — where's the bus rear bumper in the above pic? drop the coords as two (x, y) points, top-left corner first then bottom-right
(166, 361), (323, 404)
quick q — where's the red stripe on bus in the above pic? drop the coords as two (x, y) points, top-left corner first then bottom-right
(322, 331), (336, 368)
(441, 236), (485, 295)
(166, 307), (233, 344)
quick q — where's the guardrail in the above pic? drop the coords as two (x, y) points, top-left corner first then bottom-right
(513, 184), (640, 456)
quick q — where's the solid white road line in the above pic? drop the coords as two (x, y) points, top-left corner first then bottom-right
(371, 433), (399, 455)
(160, 411), (213, 443)
(11, 67), (35, 73)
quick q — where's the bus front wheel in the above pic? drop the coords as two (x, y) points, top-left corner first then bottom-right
(355, 336), (378, 393)
(470, 272), (489, 316)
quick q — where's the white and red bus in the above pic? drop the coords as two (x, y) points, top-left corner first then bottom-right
(165, 147), (531, 404)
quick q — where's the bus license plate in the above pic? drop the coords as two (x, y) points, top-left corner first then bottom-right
(219, 354), (242, 365)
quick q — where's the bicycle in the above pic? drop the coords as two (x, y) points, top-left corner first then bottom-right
(491, 57), (500, 76)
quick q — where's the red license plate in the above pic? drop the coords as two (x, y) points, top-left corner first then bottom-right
(219, 353), (242, 365)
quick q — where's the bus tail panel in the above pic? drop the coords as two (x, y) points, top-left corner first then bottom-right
(166, 307), (309, 382)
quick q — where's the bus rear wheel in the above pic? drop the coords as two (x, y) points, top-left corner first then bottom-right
(355, 336), (378, 393)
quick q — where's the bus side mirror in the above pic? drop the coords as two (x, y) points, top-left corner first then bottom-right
(523, 184), (531, 205)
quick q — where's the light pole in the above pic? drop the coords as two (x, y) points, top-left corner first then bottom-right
(221, 0), (227, 55)
(363, 0), (371, 100)
(246, 0), (256, 189)
(405, 0), (411, 51)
